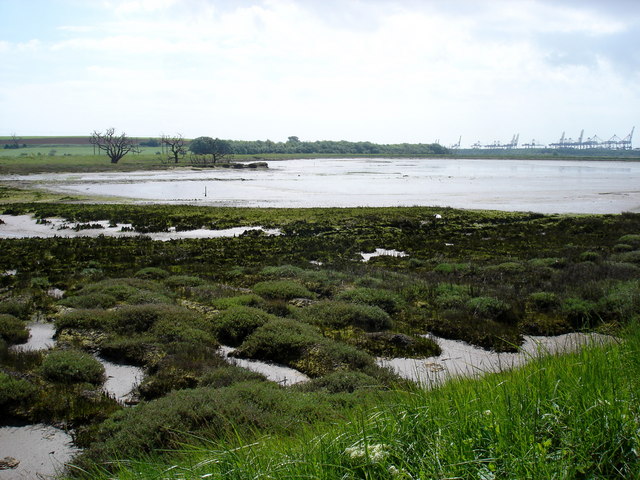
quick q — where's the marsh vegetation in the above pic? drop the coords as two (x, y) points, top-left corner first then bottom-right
(0, 200), (639, 478)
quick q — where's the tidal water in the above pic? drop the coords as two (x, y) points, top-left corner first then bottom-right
(5, 158), (640, 213)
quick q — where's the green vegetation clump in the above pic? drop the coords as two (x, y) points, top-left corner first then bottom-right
(0, 313), (29, 344)
(299, 300), (393, 331)
(295, 370), (381, 393)
(0, 371), (37, 408)
(213, 306), (279, 346)
(40, 349), (105, 385)
(134, 267), (170, 280)
(336, 287), (403, 314)
(59, 292), (117, 309)
(252, 280), (316, 300)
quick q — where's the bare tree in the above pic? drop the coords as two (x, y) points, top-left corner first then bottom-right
(161, 133), (187, 164)
(90, 128), (139, 164)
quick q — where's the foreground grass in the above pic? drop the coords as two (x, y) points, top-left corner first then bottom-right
(68, 324), (640, 479)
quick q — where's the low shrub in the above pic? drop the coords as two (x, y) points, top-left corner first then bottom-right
(0, 314), (29, 344)
(109, 304), (202, 335)
(618, 233), (640, 247)
(612, 250), (640, 265)
(59, 293), (117, 309)
(213, 306), (278, 347)
(252, 280), (315, 300)
(336, 287), (403, 314)
(134, 267), (170, 280)
(211, 294), (265, 309)
(295, 370), (380, 393)
(613, 243), (633, 252)
(466, 296), (513, 322)
(527, 292), (560, 313)
(291, 340), (375, 377)
(433, 262), (470, 274)
(299, 301), (393, 332)
(164, 275), (206, 289)
(433, 283), (471, 309)
(0, 296), (33, 320)
(40, 349), (105, 385)
(235, 318), (322, 364)
(354, 331), (441, 358)
(579, 251), (601, 262)
(199, 365), (266, 388)
(562, 297), (600, 327)
(79, 382), (340, 466)
(55, 309), (110, 332)
(100, 334), (160, 366)
(151, 317), (216, 345)
(126, 291), (173, 305)
(0, 372), (37, 409)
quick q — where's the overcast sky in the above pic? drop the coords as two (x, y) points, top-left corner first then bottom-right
(1, 0), (638, 147)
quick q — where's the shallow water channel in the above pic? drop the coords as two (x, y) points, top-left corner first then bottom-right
(5, 158), (640, 213)
(2, 323), (144, 479)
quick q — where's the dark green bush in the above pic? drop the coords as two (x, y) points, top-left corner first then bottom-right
(433, 283), (471, 309)
(336, 287), (403, 314)
(295, 370), (380, 393)
(55, 309), (110, 331)
(612, 251), (640, 265)
(252, 280), (315, 300)
(199, 365), (266, 388)
(40, 349), (105, 384)
(579, 251), (601, 262)
(235, 318), (322, 364)
(0, 296), (33, 320)
(562, 298), (600, 327)
(151, 318), (216, 345)
(0, 314), (29, 344)
(528, 292), (560, 313)
(299, 301), (392, 331)
(59, 293), (117, 309)
(164, 275), (206, 289)
(618, 234), (640, 247)
(292, 340), (376, 377)
(134, 267), (170, 280)
(109, 304), (201, 334)
(80, 382), (339, 465)
(211, 294), (265, 309)
(126, 291), (173, 305)
(100, 334), (159, 366)
(0, 372), (37, 408)
(354, 331), (441, 358)
(613, 244), (633, 252)
(433, 262), (470, 274)
(466, 296), (512, 321)
(214, 306), (278, 347)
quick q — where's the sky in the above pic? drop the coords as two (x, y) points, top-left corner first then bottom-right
(1, 0), (639, 147)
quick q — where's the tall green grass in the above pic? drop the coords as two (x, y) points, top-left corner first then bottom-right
(68, 325), (640, 479)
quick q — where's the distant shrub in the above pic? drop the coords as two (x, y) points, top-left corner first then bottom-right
(292, 340), (375, 377)
(579, 251), (601, 262)
(618, 234), (640, 247)
(252, 280), (315, 300)
(528, 292), (560, 313)
(299, 301), (393, 331)
(79, 280), (139, 301)
(126, 291), (173, 305)
(164, 275), (206, 289)
(355, 331), (441, 358)
(55, 309), (110, 331)
(296, 370), (380, 394)
(151, 318), (216, 345)
(135, 267), (170, 280)
(0, 372), (37, 408)
(433, 283), (471, 309)
(211, 294), (265, 309)
(613, 244), (633, 253)
(214, 306), (278, 347)
(59, 293), (117, 309)
(40, 349), (105, 385)
(484, 262), (526, 275)
(100, 334), (158, 366)
(199, 365), (266, 388)
(109, 304), (201, 334)
(612, 251), (640, 265)
(596, 280), (640, 323)
(235, 318), (322, 364)
(336, 288), (403, 314)
(0, 314), (29, 344)
(433, 263), (470, 274)
(562, 298), (600, 327)
(466, 296), (512, 321)
(528, 257), (565, 269)
(0, 296), (33, 320)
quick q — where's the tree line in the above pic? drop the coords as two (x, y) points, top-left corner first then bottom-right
(90, 129), (448, 164)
